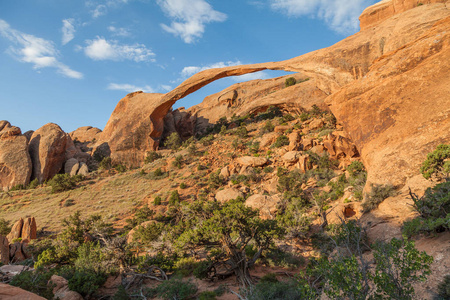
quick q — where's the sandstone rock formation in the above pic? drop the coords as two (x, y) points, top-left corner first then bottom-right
(0, 235), (9, 264)
(6, 217), (37, 243)
(236, 156), (268, 167)
(50, 275), (84, 300)
(215, 188), (244, 203)
(0, 283), (46, 300)
(29, 123), (75, 183)
(0, 121), (32, 191)
(6, 218), (24, 242)
(69, 126), (102, 143)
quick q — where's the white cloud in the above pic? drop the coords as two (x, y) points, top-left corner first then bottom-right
(270, 0), (374, 34)
(107, 83), (155, 93)
(232, 71), (269, 82)
(181, 61), (242, 77)
(157, 0), (227, 43)
(0, 19), (83, 79)
(160, 84), (172, 91)
(62, 19), (76, 45)
(87, 0), (130, 18)
(83, 37), (155, 62)
(107, 26), (131, 37)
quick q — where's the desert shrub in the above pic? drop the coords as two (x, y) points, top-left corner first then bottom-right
(98, 157), (112, 170)
(285, 77), (297, 87)
(248, 141), (260, 154)
(235, 125), (248, 138)
(299, 112), (310, 121)
(156, 276), (197, 300)
(438, 275), (450, 299)
(74, 242), (116, 274)
(132, 222), (164, 246)
(0, 218), (11, 235)
(165, 132), (182, 150)
(179, 182), (187, 189)
(9, 184), (26, 191)
(347, 160), (365, 176)
(154, 168), (163, 177)
(208, 171), (224, 190)
(63, 199), (75, 207)
(276, 197), (311, 238)
(263, 166), (274, 173)
(271, 135), (289, 148)
(173, 155), (183, 169)
(200, 134), (215, 146)
(48, 174), (83, 193)
(28, 178), (39, 189)
(362, 183), (396, 212)
(145, 151), (162, 164)
(125, 206), (154, 230)
(10, 268), (54, 299)
(280, 114), (295, 123)
(262, 247), (304, 268)
(403, 181), (450, 237)
(310, 104), (324, 117)
(261, 120), (275, 133)
(420, 144), (450, 179)
(154, 196), (162, 205)
(193, 260), (211, 279)
(232, 138), (245, 150)
(112, 285), (131, 300)
(169, 190), (181, 206)
(256, 106), (283, 121)
(219, 124), (227, 135)
(114, 164), (127, 173)
(174, 257), (200, 276)
(64, 268), (107, 297)
(247, 278), (309, 300)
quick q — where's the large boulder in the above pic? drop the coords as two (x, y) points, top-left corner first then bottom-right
(6, 218), (23, 242)
(0, 121), (32, 191)
(21, 217), (37, 242)
(245, 194), (281, 219)
(236, 156), (268, 167)
(0, 283), (46, 300)
(215, 188), (244, 203)
(69, 126), (102, 143)
(49, 275), (83, 300)
(28, 123), (74, 183)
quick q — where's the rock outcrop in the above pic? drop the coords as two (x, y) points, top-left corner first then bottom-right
(0, 283), (46, 300)
(0, 235), (9, 264)
(4, 218), (36, 262)
(0, 121), (32, 190)
(28, 123), (75, 183)
(69, 126), (102, 143)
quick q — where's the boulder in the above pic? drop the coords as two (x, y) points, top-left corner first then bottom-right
(274, 125), (291, 133)
(50, 275), (84, 300)
(308, 119), (325, 130)
(9, 242), (26, 262)
(245, 194), (281, 219)
(0, 121), (32, 191)
(310, 145), (325, 155)
(288, 131), (301, 151)
(28, 123), (74, 183)
(0, 235), (9, 264)
(215, 188), (244, 203)
(282, 151), (301, 164)
(0, 283), (46, 300)
(301, 138), (314, 151)
(259, 132), (280, 148)
(220, 166), (230, 178)
(77, 162), (89, 176)
(236, 156), (268, 167)
(7, 218), (23, 242)
(21, 217), (37, 242)
(69, 126), (102, 143)
(295, 155), (310, 173)
(64, 158), (79, 175)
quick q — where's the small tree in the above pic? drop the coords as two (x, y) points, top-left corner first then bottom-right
(165, 132), (182, 150)
(285, 77), (297, 87)
(172, 200), (283, 287)
(420, 144), (450, 179)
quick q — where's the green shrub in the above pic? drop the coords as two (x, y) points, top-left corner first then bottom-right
(48, 174), (81, 193)
(208, 171), (224, 190)
(438, 275), (450, 299)
(65, 269), (107, 297)
(169, 190), (181, 205)
(262, 120), (275, 133)
(263, 166), (274, 173)
(154, 196), (162, 205)
(403, 181), (450, 237)
(420, 144), (450, 179)
(156, 276), (197, 300)
(280, 114), (295, 123)
(145, 151), (162, 164)
(299, 112), (310, 122)
(256, 106), (283, 121)
(285, 77), (297, 87)
(173, 155), (183, 169)
(347, 160), (365, 176)
(179, 182), (187, 189)
(235, 125), (248, 138)
(112, 285), (131, 300)
(154, 168), (163, 177)
(98, 157), (112, 170)
(248, 278), (309, 300)
(132, 222), (164, 245)
(63, 199), (75, 207)
(271, 135), (289, 148)
(114, 164), (127, 173)
(263, 247), (304, 268)
(28, 178), (39, 189)
(362, 184), (396, 212)
(165, 132), (182, 150)
(125, 206), (154, 230)
(200, 134), (215, 146)
(0, 218), (11, 235)
(10, 268), (54, 299)
(193, 260), (211, 280)
(198, 291), (217, 300)
(174, 257), (200, 276)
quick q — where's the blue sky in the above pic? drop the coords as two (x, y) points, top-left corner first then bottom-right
(0, 0), (377, 133)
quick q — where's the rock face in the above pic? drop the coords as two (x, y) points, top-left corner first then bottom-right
(28, 123), (75, 183)
(0, 283), (46, 300)
(0, 121), (32, 191)
(0, 235), (9, 264)
(69, 126), (102, 143)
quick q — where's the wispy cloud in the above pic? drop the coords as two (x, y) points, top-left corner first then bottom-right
(0, 19), (83, 79)
(107, 83), (155, 93)
(270, 0), (374, 34)
(181, 60), (242, 77)
(232, 72), (269, 82)
(87, 0), (130, 18)
(107, 82), (172, 93)
(82, 37), (155, 62)
(107, 25), (131, 37)
(62, 19), (76, 45)
(157, 0), (227, 43)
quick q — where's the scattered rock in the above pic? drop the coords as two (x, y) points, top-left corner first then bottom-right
(236, 156), (268, 167)
(215, 188), (244, 203)
(0, 282), (45, 300)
